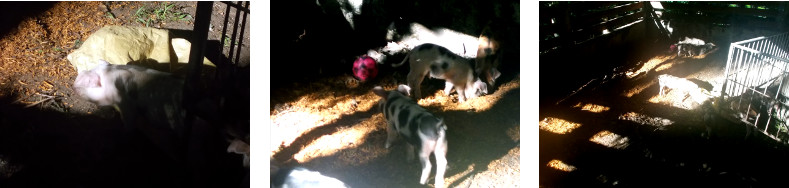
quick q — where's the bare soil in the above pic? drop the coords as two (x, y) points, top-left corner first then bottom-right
(268, 0), (521, 187)
(540, 40), (789, 187)
(270, 74), (521, 187)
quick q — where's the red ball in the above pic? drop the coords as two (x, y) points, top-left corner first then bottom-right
(353, 55), (378, 81)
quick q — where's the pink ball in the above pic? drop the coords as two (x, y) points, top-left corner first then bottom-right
(353, 55), (378, 81)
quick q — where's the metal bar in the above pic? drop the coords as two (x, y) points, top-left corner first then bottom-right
(735, 48), (747, 113)
(185, 1), (213, 101)
(219, 1), (232, 68)
(233, 1), (249, 65)
(227, 1), (244, 64)
(180, 1), (213, 182)
(220, 1), (250, 12)
(733, 43), (789, 73)
(722, 42), (736, 104)
(734, 36), (768, 45)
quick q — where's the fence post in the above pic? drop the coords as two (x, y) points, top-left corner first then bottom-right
(182, 2), (213, 184)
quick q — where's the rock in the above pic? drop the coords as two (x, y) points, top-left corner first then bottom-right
(67, 26), (215, 74)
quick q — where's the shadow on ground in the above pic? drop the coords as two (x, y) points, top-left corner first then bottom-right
(540, 44), (789, 187)
(271, 85), (520, 187)
(0, 92), (247, 188)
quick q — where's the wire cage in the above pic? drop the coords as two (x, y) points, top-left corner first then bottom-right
(721, 32), (789, 142)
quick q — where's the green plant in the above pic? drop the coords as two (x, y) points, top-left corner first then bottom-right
(135, 6), (150, 27)
(223, 35), (240, 47)
(137, 17), (150, 27)
(133, 3), (192, 27)
(173, 11), (192, 21)
(73, 39), (82, 49)
(134, 6), (146, 17)
(153, 3), (174, 20)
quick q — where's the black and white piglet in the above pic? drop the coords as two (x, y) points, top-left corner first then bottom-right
(73, 59), (186, 159)
(392, 43), (487, 102)
(373, 85), (448, 188)
(675, 37), (716, 57)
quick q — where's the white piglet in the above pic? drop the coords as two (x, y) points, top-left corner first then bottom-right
(373, 85), (448, 188)
(73, 59), (185, 131)
(73, 59), (186, 160)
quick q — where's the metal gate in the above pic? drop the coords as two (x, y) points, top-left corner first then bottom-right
(721, 32), (789, 142)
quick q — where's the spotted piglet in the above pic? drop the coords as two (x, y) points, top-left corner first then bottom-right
(373, 85), (448, 188)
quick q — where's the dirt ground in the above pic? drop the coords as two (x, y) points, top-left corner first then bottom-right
(0, 1), (249, 187)
(267, 0), (521, 187)
(540, 36), (789, 187)
(270, 73), (521, 187)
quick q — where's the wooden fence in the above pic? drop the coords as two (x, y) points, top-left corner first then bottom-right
(540, 1), (789, 55)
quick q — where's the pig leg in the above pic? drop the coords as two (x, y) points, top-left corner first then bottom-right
(385, 122), (398, 148)
(405, 143), (415, 162)
(115, 98), (138, 132)
(418, 140), (435, 185)
(456, 85), (467, 102)
(489, 68), (501, 87)
(443, 81), (454, 95)
(434, 137), (448, 188)
(407, 69), (429, 100)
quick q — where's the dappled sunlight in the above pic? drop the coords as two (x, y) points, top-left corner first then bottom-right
(380, 22), (479, 58)
(270, 110), (326, 157)
(625, 55), (673, 79)
(540, 117), (582, 135)
(446, 163), (476, 185)
(270, 81), (382, 158)
(648, 91), (708, 110)
(292, 115), (380, 163)
(618, 112), (674, 130)
(450, 146), (520, 187)
(589, 130), (630, 149)
(573, 102), (610, 113)
(649, 75), (711, 110)
(419, 76), (520, 112)
(547, 159), (577, 172)
(655, 61), (675, 72)
(623, 81), (655, 97)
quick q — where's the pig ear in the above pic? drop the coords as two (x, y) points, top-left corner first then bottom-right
(490, 68), (501, 80)
(476, 80), (488, 95)
(74, 71), (102, 88)
(396, 85), (411, 96)
(436, 118), (447, 129)
(373, 86), (388, 97)
(227, 139), (249, 154)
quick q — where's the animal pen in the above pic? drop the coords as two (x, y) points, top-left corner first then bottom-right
(721, 32), (789, 142)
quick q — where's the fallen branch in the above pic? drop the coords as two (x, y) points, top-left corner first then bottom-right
(556, 78), (597, 105)
(24, 93), (62, 108)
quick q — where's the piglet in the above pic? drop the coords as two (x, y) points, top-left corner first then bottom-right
(73, 59), (186, 160)
(373, 85), (448, 188)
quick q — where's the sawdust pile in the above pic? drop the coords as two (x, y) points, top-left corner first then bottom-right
(0, 2), (122, 112)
